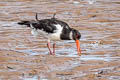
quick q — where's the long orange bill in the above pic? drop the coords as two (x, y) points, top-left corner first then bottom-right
(75, 40), (82, 56)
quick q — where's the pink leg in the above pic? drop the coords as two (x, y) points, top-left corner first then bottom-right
(53, 43), (56, 55)
(47, 42), (52, 55)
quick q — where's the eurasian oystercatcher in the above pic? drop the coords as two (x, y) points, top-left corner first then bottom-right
(18, 13), (81, 56)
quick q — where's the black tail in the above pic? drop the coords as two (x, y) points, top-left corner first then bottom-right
(18, 21), (30, 27)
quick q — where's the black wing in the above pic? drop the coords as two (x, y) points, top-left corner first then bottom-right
(31, 19), (56, 33)
(32, 18), (71, 33)
(18, 17), (71, 34)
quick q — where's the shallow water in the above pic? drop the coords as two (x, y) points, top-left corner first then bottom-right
(0, 0), (120, 56)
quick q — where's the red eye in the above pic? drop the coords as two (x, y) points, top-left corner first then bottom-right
(76, 34), (80, 38)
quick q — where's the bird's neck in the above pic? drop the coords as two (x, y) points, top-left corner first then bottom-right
(60, 29), (73, 40)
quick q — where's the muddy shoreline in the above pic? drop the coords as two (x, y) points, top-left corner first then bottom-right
(0, 0), (120, 80)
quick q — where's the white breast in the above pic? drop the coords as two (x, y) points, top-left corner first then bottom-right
(31, 29), (48, 39)
(48, 24), (63, 41)
(30, 24), (63, 41)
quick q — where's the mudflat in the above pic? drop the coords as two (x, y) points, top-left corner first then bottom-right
(0, 0), (120, 80)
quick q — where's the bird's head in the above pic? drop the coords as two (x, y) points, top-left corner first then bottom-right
(71, 29), (81, 56)
(72, 29), (81, 40)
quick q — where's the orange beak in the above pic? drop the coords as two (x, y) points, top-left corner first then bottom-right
(75, 40), (81, 56)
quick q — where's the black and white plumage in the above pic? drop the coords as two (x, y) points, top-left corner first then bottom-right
(18, 14), (82, 56)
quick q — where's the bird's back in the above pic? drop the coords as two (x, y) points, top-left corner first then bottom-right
(32, 18), (70, 33)
(18, 15), (72, 40)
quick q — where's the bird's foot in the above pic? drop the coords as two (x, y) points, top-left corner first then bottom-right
(49, 52), (55, 55)
(52, 52), (55, 55)
(49, 52), (53, 55)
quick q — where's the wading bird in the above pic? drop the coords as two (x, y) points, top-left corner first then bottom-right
(18, 13), (81, 56)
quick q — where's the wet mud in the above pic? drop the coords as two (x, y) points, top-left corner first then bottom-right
(0, 0), (120, 80)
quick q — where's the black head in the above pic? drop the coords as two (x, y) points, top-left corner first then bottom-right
(72, 29), (81, 40)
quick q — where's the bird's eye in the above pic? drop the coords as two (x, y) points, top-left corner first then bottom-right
(76, 34), (80, 39)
